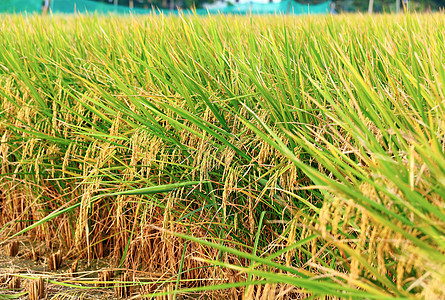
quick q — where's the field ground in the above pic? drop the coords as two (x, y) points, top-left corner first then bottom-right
(0, 243), (114, 299)
(0, 12), (444, 299)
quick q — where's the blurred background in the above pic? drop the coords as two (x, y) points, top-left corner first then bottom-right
(0, 0), (444, 17)
(66, 0), (445, 12)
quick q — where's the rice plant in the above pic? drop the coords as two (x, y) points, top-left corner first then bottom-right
(0, 12), (444, 299)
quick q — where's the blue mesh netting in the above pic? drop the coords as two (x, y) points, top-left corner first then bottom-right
(0, 0), (331, 15)
(52, 0), (170, 14)
(0, 0), (42, 13)
(203, 1), (330, 15)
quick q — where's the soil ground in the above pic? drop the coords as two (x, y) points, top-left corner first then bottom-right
(1, 240), (204, 299)
(0, 240), (123, 299)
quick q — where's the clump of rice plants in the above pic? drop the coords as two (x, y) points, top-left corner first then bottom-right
(0, 12), (444, 299)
